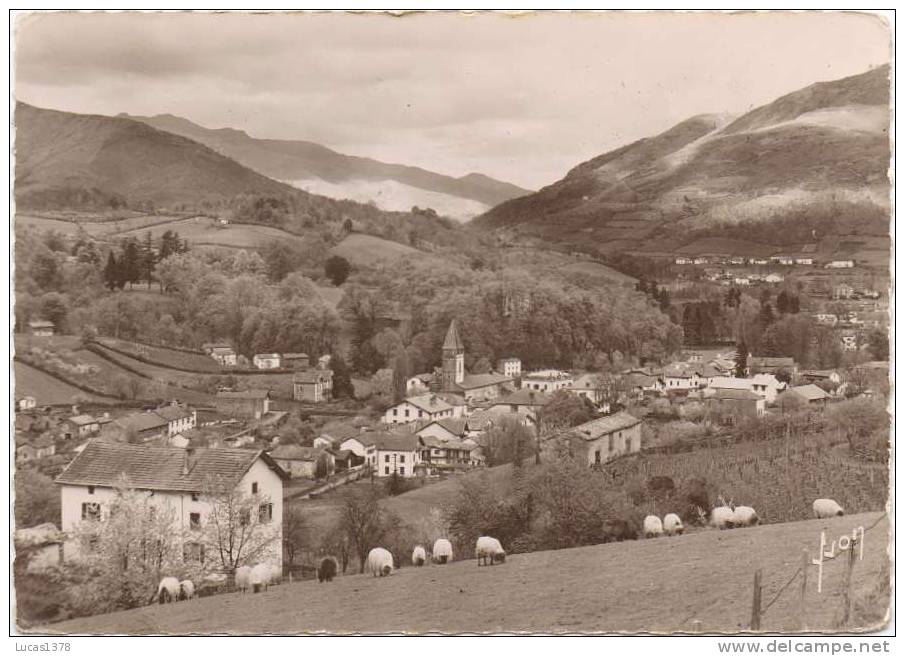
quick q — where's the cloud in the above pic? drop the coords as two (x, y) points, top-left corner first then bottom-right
(14, 11), (891, 188)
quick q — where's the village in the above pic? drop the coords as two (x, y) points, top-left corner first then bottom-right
(14, 311), (888, 599)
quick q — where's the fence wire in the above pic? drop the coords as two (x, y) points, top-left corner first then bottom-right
(759, 512), (887, 617)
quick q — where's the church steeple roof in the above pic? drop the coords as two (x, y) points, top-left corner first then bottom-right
(442, 319), (464, 351)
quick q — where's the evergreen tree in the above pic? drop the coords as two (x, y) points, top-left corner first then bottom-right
(734, 340), (748, 378)
(121, 238), (141, 289)
(329, 351), (356, 400)
(141, 231), (156, 286)
(658, 288), (671, 313)
(758, 302), (775, 327)
(103, 252), (119, 291)
(776, 290), (789, 314)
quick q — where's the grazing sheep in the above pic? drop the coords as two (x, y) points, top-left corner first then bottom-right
(235, 565), (252, 593)
(643, 515), (664, 538)
(154, 576), (180, 604)
(663, 513), (684, 536)
(732, 506), (759, 527)
(250, 563), (272, 592)
(432, 538), (453, 564)
(178, 579), (195, 601)
(813, 498), (845, 519)
(412, 545), (427, 567)
(475, 536), (506, 566)
(709, 506), (735, 530)
(367, 547), (394, 577)
(317, 556), (338, 583)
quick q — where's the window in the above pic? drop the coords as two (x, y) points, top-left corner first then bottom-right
(595, 450), (601, 465)
(384, 466), (389, 475)
(82, 502), (101, 521)
(400, 467), (405, 476)
(183, 542), (205, 564)
(87, 485), (95, 495)
(191, 493), (199, 502)
(393, 408), (398, 416)
(385, 455), (390, 463)
(258, 503), (273, 523)
(608, 434), (614, 452)
(189, 512), (201, 530)
(251, 482), (258, 494)
(400, 455), (406, 463)
(405, 409), (410, 417)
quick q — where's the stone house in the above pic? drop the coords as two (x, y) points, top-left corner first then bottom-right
(55, 442), (287, 566)
(216, 389), (271, 419)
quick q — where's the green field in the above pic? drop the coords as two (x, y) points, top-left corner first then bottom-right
(38, 513), (889, 634)
(329, 233), (441, 267)
(13, 360), (111, 405)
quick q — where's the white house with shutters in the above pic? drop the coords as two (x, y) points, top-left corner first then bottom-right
(55, 442), (287, 567)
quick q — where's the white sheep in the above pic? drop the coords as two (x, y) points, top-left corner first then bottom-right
(250, 563), (273, 592)
(475, 536), (506, 566)
(154, 576), (180, 604)
(178, 579), (195, 601)
(643, 515), (664, 538)
(663, 513), (684, 536)
(432, 538), (453, 564)
(412, 545), (427, 567)
(234, 565), (252, 593)
(813, 498), (845, 519)
(367, 547), (394, 577)
(710, 506), (735, 530)
(732, 506), (759, 527)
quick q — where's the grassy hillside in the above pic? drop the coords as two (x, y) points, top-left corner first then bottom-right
(15, 104), (298, 210)
(474, 66), (891, 257)
(122, 112), (532, 207)
(38, 513), (889, 634)
(329, 233), (442, 268)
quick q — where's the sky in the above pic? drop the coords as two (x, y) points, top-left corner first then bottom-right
(14, 11), (891, 190)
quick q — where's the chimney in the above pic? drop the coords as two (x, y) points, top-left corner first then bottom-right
(183, 446), (197, 475)
(71, 404), (78, 415)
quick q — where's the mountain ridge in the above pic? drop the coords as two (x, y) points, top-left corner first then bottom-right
(473, 65), (891, 254)
(119, 112), (532, 212)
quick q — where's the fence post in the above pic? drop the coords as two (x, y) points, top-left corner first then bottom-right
(841, 537), (858, 627)
(750, 569), (763, 631)
(799, 548), (809, 630)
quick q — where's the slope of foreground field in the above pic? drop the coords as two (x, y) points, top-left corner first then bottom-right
(40, 513), (888, 634)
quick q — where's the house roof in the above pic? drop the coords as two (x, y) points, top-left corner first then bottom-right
(404, 394), (453, 414)
(415, 418), (468, 439)
(154, 406), (193, 422)
(270, 444), (320, 461)
(454, 373), (512, 391)
(442, 320), (464, 351)
(371, 432), (419, 452)
(751, 373), (782, 386)
(493, 389), (552, 407)
(571, 373), (602, 390)
(321, 423), (364, 441)
(211, 347), (235, 355)
(709, 378), (752, 391)
(435, 392), (467, 407)
(253, 353), (280, 359)
(56, 441), (288, 491)
(749, 356), (795, 368)
(791, 384), (829, 401)
(710, 388), (761, 401)
(562, 411), (641, 441)
(419, 434), (473, 451)
(28, 320), (54, 328)
(68, 414), (97, 426)
(282, 352), (309, 359)
(113, 412), (169, 434)
(217, 389), (270, 400)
